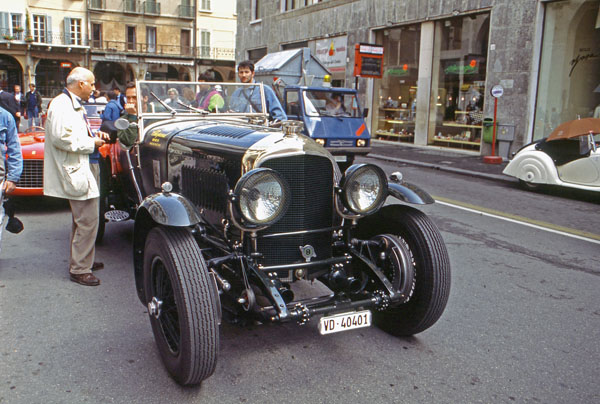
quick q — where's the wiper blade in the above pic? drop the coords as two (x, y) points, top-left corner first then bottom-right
(176, 101), (209, 116)
(150, 91), (177, 115)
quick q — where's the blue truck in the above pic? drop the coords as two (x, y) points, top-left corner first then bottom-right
(255, 48), (371, 169)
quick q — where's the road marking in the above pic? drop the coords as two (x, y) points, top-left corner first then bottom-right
(433, 196), (600, 245)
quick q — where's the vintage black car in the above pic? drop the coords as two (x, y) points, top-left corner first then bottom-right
(102, 80), (451, 386)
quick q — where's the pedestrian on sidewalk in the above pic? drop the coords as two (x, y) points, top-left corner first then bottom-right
(24, 83), (42, 127)
(43, 67), (110, 286)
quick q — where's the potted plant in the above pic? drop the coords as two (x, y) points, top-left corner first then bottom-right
(15, 26), (24, 33)
(25, 36), (34, 43)
(3, 34), (15, 40)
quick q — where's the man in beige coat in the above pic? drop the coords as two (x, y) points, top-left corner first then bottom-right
(44, 67), (109, 286)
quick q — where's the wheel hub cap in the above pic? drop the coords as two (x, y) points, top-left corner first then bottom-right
(148, 297), (163, 319)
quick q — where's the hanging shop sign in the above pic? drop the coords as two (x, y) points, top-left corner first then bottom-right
(315, 36), (348, 73)
(60, 62), (72, 68)
(353, 43), (384, 78)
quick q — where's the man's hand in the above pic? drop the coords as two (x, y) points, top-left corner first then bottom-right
(3, 181), (16, 194)
(94, 137), (106, 148)
(124, 102), (137, 115)
(96, 130), (110, 141)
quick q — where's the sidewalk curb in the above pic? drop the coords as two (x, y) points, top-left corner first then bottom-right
(368, 153), (518, 184)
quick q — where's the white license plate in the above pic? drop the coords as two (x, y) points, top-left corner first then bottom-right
(334, 155), (347, 162)
(318, 310), (371, 335)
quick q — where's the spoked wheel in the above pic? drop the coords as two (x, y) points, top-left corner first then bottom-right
(143, 227), (220, 386)
(356, 205), (451, 336)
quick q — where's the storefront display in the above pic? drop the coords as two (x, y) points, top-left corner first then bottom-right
(373, 25), (420, 143)
(533, 0), (600, 141)
(428, 14), (490, 150)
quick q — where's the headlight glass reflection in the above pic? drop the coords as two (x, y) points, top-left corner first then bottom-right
(343, 165), (387, 214)
(236, 169), (290, 226)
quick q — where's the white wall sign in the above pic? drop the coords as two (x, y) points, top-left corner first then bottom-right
(315, 36), (347, 73)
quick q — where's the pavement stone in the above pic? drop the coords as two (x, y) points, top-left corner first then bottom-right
(368, 139), (517, 183)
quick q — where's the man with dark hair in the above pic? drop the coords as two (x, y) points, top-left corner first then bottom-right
(230, 60), (286, 121)
(195, 71), (225, 112)
(24, 84), (43, 127)
(101, 90), (123, 122)
(113, 86), (126, 108)
(0, 87), (21, 126)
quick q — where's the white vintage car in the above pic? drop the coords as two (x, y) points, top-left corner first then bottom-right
(503, 119), (600, 192)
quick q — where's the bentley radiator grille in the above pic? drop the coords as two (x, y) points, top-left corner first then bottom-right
(257, 155), (334, 267)
(16, 160), (43, 188)
(181, 165), (229, 214)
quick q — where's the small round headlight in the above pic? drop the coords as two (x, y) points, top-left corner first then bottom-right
(341, 164), (387, 215)
(234, 168), (290, 226)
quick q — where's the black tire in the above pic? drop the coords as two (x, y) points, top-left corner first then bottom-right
(518, 179), (542, 191)
(356, 205), (451, 336)
(143, 227), (220, 386)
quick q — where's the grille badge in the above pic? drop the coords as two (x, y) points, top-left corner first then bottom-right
(299, 245), (317, 262)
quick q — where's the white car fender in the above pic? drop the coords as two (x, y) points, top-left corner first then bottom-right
(502, 144), (560, 185)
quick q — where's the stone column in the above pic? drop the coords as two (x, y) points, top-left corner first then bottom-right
(414, 21), (434, 146)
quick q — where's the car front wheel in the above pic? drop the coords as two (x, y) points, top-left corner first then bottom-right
(143, 226), (220, 386)
(356, 205), (451, 336)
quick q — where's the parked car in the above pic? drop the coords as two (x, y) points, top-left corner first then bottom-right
(9, 102), (106, 197)
(101, 80), (451, 386)
(11, 126), (45, 196)
(503, 118), (600, 192)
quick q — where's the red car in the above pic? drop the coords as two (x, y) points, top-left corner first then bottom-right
(9, 103), (107, 196)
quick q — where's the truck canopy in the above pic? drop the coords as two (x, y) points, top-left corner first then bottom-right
(254, 48), (330, 88)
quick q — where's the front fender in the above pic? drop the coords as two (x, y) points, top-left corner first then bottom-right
(503, 148), (558, 185)
(387, 181), (435, 205)
(138, 192), (202, 226)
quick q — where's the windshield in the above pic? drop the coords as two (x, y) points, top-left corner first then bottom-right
(303, 90), (363, 118)
(136, 80), (267, 117)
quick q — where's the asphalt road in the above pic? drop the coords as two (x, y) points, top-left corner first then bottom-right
(1, 158), (598, 404)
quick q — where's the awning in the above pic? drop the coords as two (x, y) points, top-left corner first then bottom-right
(145, 58), (194, 66)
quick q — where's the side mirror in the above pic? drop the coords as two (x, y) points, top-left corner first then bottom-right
(363, 108), (369, 118)
(115, 117), (130, 130)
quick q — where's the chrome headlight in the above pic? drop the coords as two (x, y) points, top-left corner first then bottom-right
(341, 164), (387, 215)
(234, 168), (290, 226)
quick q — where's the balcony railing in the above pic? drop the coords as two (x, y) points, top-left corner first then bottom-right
(90, 39), (234, 60)
(1, 29), (88, 47)
(123, 0), (141, 14)
(144, 1), (161, 15)
(178, 4), (194, 18)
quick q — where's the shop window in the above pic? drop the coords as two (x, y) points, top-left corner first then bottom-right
(373, 24), (421, 143)
(429, 13), (490, 150)
(533, 0), (600, 140)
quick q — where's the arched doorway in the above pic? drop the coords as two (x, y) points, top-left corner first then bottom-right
(94, 62), (126, 91)
(36, 59), (78, 98)
(0, 55), (24, 92)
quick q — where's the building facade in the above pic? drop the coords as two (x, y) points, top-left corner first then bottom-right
(0, 0), (237, 98)
(236, 0), (600, 155)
